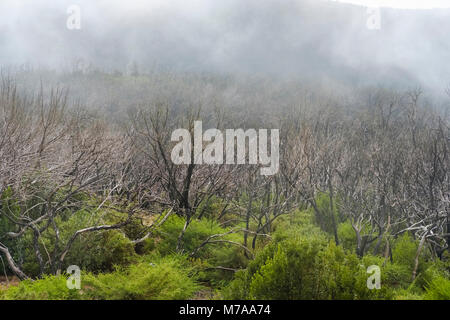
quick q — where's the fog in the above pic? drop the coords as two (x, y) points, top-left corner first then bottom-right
(1, 0), (450, 96)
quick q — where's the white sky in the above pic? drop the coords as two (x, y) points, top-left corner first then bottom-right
(334, 0), (450, 9)
(2, 0), (450, 11)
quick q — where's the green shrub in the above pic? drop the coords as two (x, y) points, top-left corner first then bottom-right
(394, 288), (424, 300)
(1, 255), (200, 300)
(307, 193), (342, 236)
(156, 215), (230, 255)
(135, 237), (156, 255)
(413, 256), (450, 289)
(223, 211), (325, 298)
(424, 276), (450, 300)
(1, 186), (140, 277)
(382, 263), (411, 289)
(392, 233), (429, 274)
(361, 254), (413, 290)
(248, 238), (322, 299)
(63, 229), (137, 273)
(16, 205), (139, 277)
(314, 242), (392, 300)
(0, 276), (82, 300)
(224, 226), (393, 300)
(196, 196), (228, 220)
(83, 255), (199, 300)
(154, 215), (248, 287)
(337, 221), (357, 252)
(272, 209), (329, 242)
(337, 220), (380, 256)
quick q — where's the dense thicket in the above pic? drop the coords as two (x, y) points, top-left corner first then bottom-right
(0, 69), (448, 299)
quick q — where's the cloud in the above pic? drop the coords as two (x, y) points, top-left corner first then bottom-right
(334, 0), (450, 9)
(0, 0), (449, 96)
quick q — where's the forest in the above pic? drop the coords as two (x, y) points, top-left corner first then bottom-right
(0, 68), (448, 300)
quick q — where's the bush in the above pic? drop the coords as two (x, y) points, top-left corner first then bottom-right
(83, 255), (199, 300)
(63, 229), (137, 273)
(361, 254), (416, 290)
(424, 276), (450, 300)
(414, 257), (450, 290)
(223, 210), (325, 299)
(392, 233), (429, 274)
(394, 288), (424, 300)
(155, 215), (248, 287)
(225, 229), (393, 300)
(0, 276), (82, 300)
(337, 221), (357, 252)
(307, 193), (343, 236)
(16, 205), (139, 277)
(382, 263), (412, 289)
(155, 215), (236, 255)
(196, 195), (228, 220)
(1, 186), (142, 277)
(0, 255), (200, 300)
(248, 238), (322, 299)
(271, 209), (329, 242)
(315, 242), (393, 299)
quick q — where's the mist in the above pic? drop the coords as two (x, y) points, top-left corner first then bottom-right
(1, 0), (450, 302)
(1, 0), (450, 97)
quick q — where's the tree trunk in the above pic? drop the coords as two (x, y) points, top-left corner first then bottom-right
(447, 215), (450, 252)
(0, 245), (29, 280)
(412, 233), (427, 281)
(243, 192), (253, 253)
(328, 180), (339, 245)
(176, 215), (191, 253)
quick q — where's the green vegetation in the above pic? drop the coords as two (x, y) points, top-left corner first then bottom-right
(224, 211), (392, 300)
(1, 203), (448, 300)
(0, 276), (82, 300)
(0, 72), (448, 301)
(82, 256), (199, 300)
